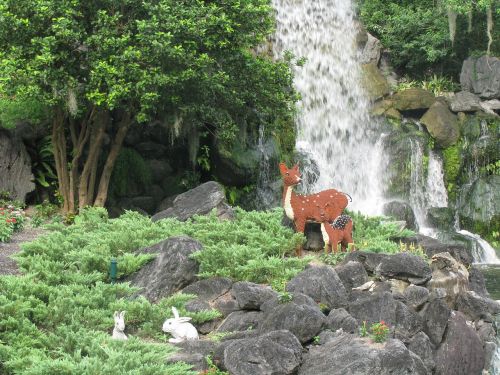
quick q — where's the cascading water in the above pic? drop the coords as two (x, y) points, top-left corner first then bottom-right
(272, 0), (388, 215)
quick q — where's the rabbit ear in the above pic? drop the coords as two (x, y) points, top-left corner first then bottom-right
(177, 317), (192, 323)
(114, 311), (119, 319)
(120, 311), (126, 319)
(172, 306), (180, 319)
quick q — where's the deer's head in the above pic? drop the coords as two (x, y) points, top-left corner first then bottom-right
(279, 163), (302, 186)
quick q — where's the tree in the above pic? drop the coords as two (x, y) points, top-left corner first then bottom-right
(0, 0), (297, 214)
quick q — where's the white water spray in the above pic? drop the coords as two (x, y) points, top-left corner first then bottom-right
(458, 230), (500, 265)
(272, 0), (388, 215)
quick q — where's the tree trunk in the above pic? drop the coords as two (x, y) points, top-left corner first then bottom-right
(94, 114), (131, 207)
(51, 109), (71, 214)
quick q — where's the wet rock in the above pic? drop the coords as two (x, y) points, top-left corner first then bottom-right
(420, 101), (460, 148)
(468, 266), (489, 297)
(361, 62), (391, 101)
(383, 201), (417, 231)
(392, 88), (435, 111)
(129, 236), (200, 302)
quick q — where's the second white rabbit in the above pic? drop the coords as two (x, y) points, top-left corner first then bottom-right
(162, 307), (199, 343)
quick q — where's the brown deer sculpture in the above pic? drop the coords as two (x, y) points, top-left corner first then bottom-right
(279, 163), (350, 256)
(320, 214), (354, 254)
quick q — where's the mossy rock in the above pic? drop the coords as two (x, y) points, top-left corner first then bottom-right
(420, 102), (460, 148)
(427, 207), (455, 231)
(392, 88), (436, 111)
(361, 62), (391, 101)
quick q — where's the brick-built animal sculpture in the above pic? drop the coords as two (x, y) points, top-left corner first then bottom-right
(320, 214), (354, 253)
(279, 163), (351, 256)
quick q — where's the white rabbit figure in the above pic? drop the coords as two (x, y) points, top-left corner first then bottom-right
(162, 307), (199, 343)
(112, 311), (128, 340)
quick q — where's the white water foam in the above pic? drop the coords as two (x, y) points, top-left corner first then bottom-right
(272, 0), (388, 215)
(458, 230), (500, 265)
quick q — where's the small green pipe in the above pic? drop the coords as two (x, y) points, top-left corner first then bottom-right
(110, 258), (117, 284)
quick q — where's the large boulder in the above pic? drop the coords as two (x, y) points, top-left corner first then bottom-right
(298, 334), (427, 375)
(361, 62), (391, 101)
(325, 308), (359, 334)
(455, 291), (500, 322)
(434, 311), (486, 375)
(420, 101), (460, 148)
(374, 252), (432, 285)
(222, 330), (303, 375)
(460, 56), (500, 99)
(392, 88), (436, 111)
(182, 277), (234, 302)
(286, 265), (348, 309)
(0, 129), (35, 202)
(217, 311), (264, 333)
(343, 251), (389, 274)
(334, 261), (369, 291)
(166, 340), (219, 372)
(357, 29), (382, 65)
(448, 91), (483, 112)
(394, 301), (423, 342)
(403, 285), (430, 310)
(129, 236), (200, 302)
(408, 332), (436, 372)
(151, 181), (234, 221)
(259, 293), (326, 344)
(426, 252), (469, 307)
(468, 266), (490, 297)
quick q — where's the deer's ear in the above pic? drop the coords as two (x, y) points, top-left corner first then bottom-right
(293, 163), (299, 171)
(279, 162), (287, 174)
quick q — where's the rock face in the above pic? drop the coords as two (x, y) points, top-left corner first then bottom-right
(419, 298), (450, 346)
(392, 88), (435, 111)
(403, 285), (429, 310)
(420, 101), (460, 148)
(0, 130), (35, 202)
(326, 308), (359, 334)
(217, 311), (264, 332)
(286, 265), (348, 309)
(222, 330), (303, 375)
(375, 252), (432, 285)
(298, 334), (427, 375)
(448, 91), (483, 112)
(358, 30), (382, 65)
(129, 236), (200, 302)
(408, 332), (435, 372)
(383, 201), (417, 230)
(455, 291), (500, 322)
(166, 340), (218, 372)
(151, 181), (234, 222)
(460, 56), (500, 99)
(435, 311), (486, 375)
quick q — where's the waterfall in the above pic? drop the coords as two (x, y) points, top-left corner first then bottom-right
(458, 230), (500, 265)
(272, 0), (388, 215)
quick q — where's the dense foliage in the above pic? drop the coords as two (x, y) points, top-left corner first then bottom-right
(0, 0), (297, 213)
(0, 201), (25, 242)
(359, 0), (498, 77)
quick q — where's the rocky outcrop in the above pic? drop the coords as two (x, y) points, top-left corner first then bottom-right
(408, 332), (435, 372)
(448, 91), (483, 112)
(460, 56), (500, 99)
(151, 181), (234, 222)
(217, 311), (264, 332)
(455, 291), (500, 322)
(0, 129), (35, 202)
(326, 308), (359, 334)
(420, 101), (460, 148)
(129, 236), (200, 302)
(348, 291), (397, 326)
(334, 261), (369, 291)
(419, 298), (450, 346)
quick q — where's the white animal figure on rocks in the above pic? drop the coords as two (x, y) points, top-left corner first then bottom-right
(112, 311), (128, 340)
(162, 307), (199, 343)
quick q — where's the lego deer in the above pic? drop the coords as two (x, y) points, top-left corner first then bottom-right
(279, 163), (350, 256)
(320, 215), (354, 254)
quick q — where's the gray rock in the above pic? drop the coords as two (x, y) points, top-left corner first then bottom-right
(460, 56), (500, 99)
(182, 277), (233, 301)
(403, 285), (429, 310)
(361, 62), (391, 101)
(260, 293), (318, 314)
(231, 282), (278, 310)
(383, 201), (417, 231)
(213, 293), (241, 317)
(259, 294), (326, 344)
(348, 291), (397, 326)
(359, 32), (382, 65)
(448, 91), (483, 112)
(455, 291), (500, 322)
(184, 299), (211, 313)
(129, 236), (200, 302)
(326, 308), (359, 334)
(420, 101), (460, 148)
(286, 265), (348, 309)
(434, 311), (485, 375)
(156, 194), (176, 213)
(152, 181), (234, 222)
(419, 299), (450, 346)
(222, 330), (302, 375)
(166, 340), (218, 372)
(343, 251), (389, 274)
(426, 207), (455, 231)
(217, 311), (263, 333)
(146, 159), (172, 183)
(335, 261), (369, 291)
(480, 98), (500, 114)
(298, 334), (427, 375)
(375, 252), (432, 285)
(408, 332), (435, 372)
(394, 301), (423, 342)
(0, 129), (35, 202)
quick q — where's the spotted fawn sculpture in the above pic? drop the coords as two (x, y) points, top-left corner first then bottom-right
(279, 163), (350, 256)
(320, 214), (354, 253)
